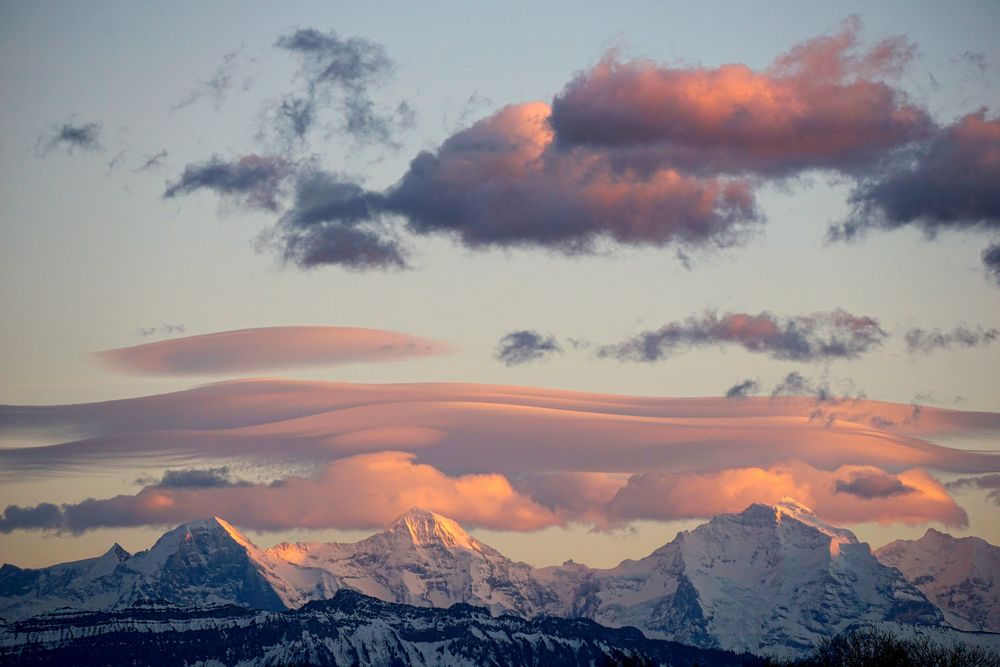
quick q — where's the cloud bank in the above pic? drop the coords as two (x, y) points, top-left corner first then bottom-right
(94, 326), (450, 376)
(0, 457), (966, 534)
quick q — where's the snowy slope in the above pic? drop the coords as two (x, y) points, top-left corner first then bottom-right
(876, 529), (1000, 632)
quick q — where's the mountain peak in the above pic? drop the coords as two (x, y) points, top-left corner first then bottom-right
(387, 508), (480, 551)
(774, 496), (815, 516)
(103, 543), (131, 561)
(169, 516), (256, 548)
(771, 498), (859, 554)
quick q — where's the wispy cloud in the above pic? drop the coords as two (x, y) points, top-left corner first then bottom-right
(134, 149), (168, 173)
(172, 49), (245, 111)
(271, 28), (412, 147)
(138, 323), (185, 338)
(905, 325), (998, 353)
(946, 473), (1000, 504)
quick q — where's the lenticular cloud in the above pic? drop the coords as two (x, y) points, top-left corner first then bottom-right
(1, 379), (997, 532)
(94, 326), (450, 376)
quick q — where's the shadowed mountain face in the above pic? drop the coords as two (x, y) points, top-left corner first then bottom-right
(0, 589), (765, 667)
(0, 501), (972, 658)
(877, 528), (1000, 632)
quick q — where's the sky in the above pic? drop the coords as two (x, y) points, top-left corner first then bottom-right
(1, 1), (999, 569)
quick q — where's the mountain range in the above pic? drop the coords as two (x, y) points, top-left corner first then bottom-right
(2, 499), (998, 660)
(0, 589), (766, 667)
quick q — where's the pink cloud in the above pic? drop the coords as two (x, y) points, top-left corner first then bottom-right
(550, 17), (930, 176)
(0, 452), (559, 533)
(604, 461), (967, 528)
(94, 326), (451, 376)
(0, 457), (966, 534)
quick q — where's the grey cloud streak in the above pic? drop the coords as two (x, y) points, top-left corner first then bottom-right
(905, 325), (998, 353)
(599, 310), (887, 363)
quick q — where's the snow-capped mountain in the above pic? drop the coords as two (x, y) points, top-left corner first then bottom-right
(876, 528), (1000, 632)
(538, 498), (945, 658)
(0, 500), (976, 658)
(0, 589), (763, 667)
(266, 507), (555, 616)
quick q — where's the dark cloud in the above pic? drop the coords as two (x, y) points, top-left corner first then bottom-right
(983, 242), (1000, 286)
(946, 473), (1000, 504)
(143, 467), (245, 489)
(272, 28), (409, 145)
(835, 470), (915, 499)
(275, 222), (408, 270)
(494, 331), (562, 367)
(600, 310), (887, 363)
(377, 103), (760, 252)
(164, 154), (291, 211)
(138, 324), (185, 338)
(725, 378), (760, 399)
(829, 110), (1000, 241)
(39, 121), (102, 155)
(135, 150), (168, 172)
(264, 167), (408, 269)
(0, 503), (63, 533)
(905, 325), (999, 353)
